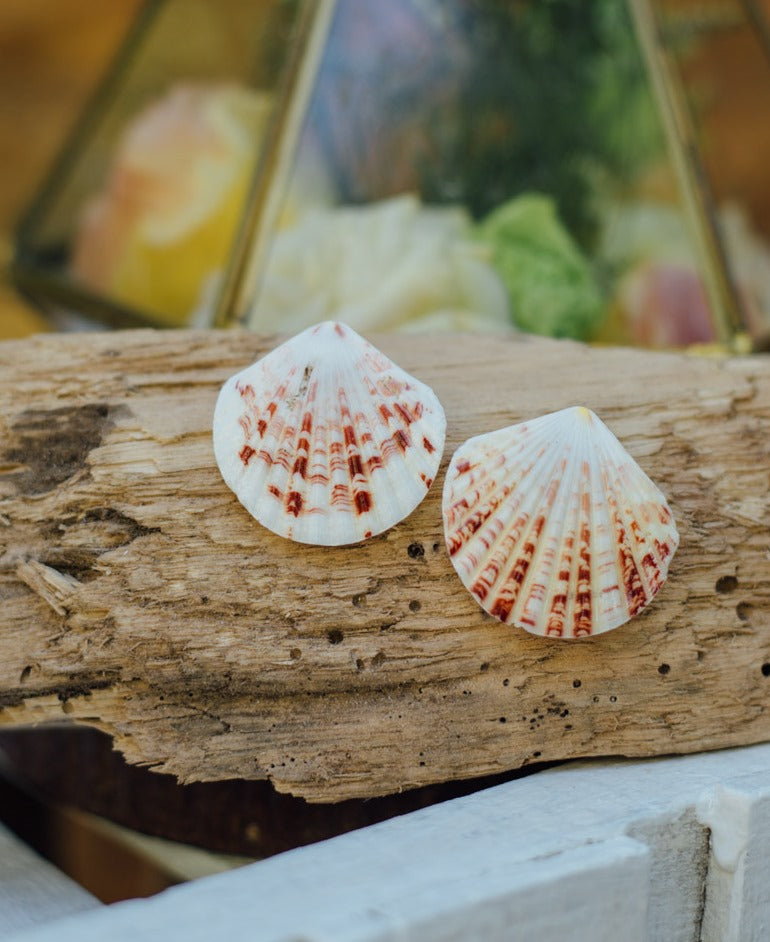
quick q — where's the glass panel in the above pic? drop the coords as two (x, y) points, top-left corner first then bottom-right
(239, 0), (733, 348)
(654, 0), (770, 347)
(14, 0), (307, 328)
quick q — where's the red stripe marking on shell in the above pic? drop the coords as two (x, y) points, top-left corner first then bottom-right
(618, 534), (647, 614)
(236, 382), (255, 401)
(641, 551), (663, 593)
(394, 429), (410, 452)
(286, 491), (303, 516)
(490, 592), (517, 622)
(546, 595), (567, 637)
(354, 491), (372, 514)
(239, 445), (256, 465)
(394, 403), (414, 425)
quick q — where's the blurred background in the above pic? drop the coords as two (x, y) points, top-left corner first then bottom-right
(3, 0), (770, 347)
(0, 0), (143, 338)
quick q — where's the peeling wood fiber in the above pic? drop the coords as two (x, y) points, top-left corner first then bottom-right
(0, 329), (769, 802)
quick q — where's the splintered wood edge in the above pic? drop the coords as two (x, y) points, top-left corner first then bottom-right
(0, 329), (769, 802)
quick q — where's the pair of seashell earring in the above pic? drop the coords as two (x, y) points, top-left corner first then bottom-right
(213, 322), (679, 640)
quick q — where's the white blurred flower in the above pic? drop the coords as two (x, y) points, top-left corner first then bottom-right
(248, 195), (512, 333)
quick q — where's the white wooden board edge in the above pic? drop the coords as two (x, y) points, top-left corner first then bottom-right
(7, 743), (770, 942)
(0, 822), (98, 935)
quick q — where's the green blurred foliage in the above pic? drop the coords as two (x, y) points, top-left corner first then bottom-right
(476, 192), (604, 338)
(420, 0), (665, 251)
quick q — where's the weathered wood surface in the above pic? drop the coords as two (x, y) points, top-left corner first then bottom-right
(0, 329), (768, 802)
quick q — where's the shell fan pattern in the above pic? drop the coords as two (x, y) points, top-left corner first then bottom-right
(213, 321), (446, 545)
(443, 407), (679, 638)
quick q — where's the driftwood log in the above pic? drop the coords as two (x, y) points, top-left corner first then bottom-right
(0, 329), (768, 802)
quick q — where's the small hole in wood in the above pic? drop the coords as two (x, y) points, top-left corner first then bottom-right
(737, 602), (753, 622)
(762, 663), (770, 678)
(407, 542), (425, 559)
(533, 751), (542, 758)
(289, 648), (302, 660)
(609, 695), (617, 703)
(19, 666), (32, 683)
(503, 678), (510, 687)
(371, 651), (386, 668)
(715, 575), (738, 594)
(499, 717), (507, 723)
(352, 593), (366, 607)
(356, 658), (365, 671)
(432, 542), (441, 552)
(409, 599), (421, 613)
(658, 663), (670, 675)
(480, 662), (490, 672)
(326, 630), (344, 645)
(572, 679), (582, 688)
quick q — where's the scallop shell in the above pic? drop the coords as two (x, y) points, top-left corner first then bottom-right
(443, 407), (678, 638)
(213, 321), (445, 545)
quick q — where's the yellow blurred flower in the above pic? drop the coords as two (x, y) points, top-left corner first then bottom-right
(73, 83), (272, 325)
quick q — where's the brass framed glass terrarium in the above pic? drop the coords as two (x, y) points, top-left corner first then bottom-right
(13, 0), (769, 349)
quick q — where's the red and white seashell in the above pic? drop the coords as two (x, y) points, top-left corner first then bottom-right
(443, 407), (678, 638)
(213, 321), (445, 545)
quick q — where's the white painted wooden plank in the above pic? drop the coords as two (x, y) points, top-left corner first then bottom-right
(628, 809), (709, 942)
(0, 822), (99, 935)
(9, 743), (770, 942)
(697, 771), (770, 942)
(6, 835), (650, 942)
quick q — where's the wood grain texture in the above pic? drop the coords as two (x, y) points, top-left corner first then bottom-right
(0, 329), (768, 802)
